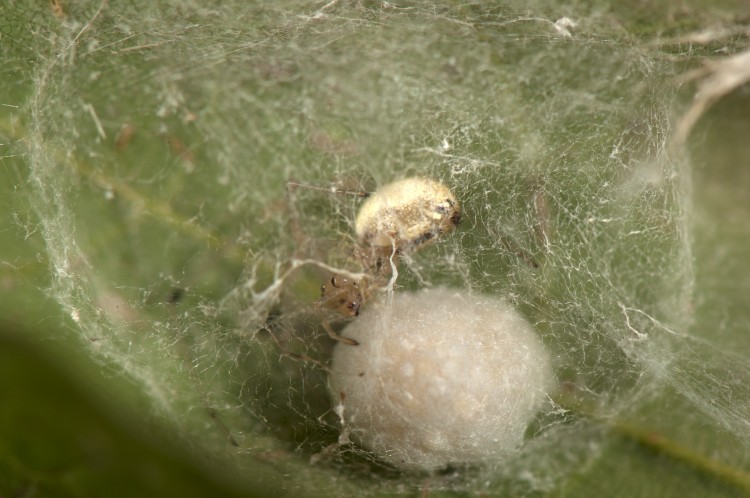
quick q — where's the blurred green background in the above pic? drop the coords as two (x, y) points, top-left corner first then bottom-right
(2, 1), (750, 497)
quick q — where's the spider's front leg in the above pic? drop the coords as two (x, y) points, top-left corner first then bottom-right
(321, 319), (359, 347)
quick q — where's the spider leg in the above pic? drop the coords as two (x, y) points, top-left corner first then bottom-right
(287, 179), (371, 198)
(322, 319), (359, 346)
(261, 323), (330, 372)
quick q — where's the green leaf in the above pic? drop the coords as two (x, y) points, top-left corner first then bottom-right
(2, 1), (750, 496)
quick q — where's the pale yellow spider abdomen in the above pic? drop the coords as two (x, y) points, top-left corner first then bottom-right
(354, 177), (461, 251)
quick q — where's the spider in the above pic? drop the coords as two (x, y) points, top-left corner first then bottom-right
(288, 177), (462, 346)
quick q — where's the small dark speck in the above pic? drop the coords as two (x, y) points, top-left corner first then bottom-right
(168, 288), (184, 304)
(358, 372), (365, 377)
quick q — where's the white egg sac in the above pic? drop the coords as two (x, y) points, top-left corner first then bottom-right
(329, 288), (555, 471)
